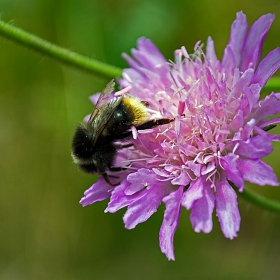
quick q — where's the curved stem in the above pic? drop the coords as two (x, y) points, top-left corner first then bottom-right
(0, 20), (123, 78)
(0, 19), (279, 88)
(237, 187), (280, 214)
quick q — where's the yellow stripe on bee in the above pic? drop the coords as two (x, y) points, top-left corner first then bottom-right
(122, 96), (149, 125)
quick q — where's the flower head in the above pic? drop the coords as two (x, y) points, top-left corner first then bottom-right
(80, 12), (280, 260)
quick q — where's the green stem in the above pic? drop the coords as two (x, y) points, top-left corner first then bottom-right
(236, 187), (280, 214)
(0, 19), (280, 88)
(0, 20), (123, 78)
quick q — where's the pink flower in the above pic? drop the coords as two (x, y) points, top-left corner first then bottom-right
(80, 12), (280, 260)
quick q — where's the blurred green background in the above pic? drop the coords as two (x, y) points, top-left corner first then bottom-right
(0, 0), (280, 279)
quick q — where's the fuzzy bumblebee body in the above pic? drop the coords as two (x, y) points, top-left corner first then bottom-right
(71, 80), (173, 185)
(99, 95), (149, 138)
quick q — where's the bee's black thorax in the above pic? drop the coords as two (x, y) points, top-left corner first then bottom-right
(102, 101), (135, 137)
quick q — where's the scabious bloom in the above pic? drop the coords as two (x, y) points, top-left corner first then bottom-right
(80, 12), (280, 260)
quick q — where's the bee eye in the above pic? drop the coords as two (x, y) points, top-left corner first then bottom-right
(72, 126), (93, 159)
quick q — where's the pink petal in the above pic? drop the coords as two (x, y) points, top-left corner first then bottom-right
(126, 168), (157, 195)
(206, 36), (218, 67)
(129, 38), (170, 81)
(251, 93), (280, 123)
(105, 180), (148, 213)
(122, 52), (141, 70)
(189, 180), (215, 233)
(231, 68), (254, 98)
(79, 177), (113, 207)
(89, 93), (101, 105)
(181, 177), (204, 210)
(216, 179), (240, 239)
(137, 37), (167, 65)
(238, 158), (279, 186)
(269, 134), (280, 141)
(159, 186), (184, 261)
(241, 14), (275, 71)
(188, 162), (201, 177)
(235, 134), (273, 158)
(222, 46), (235, 72)
(220, 154), (244, 191)
(240, 119), (256, 140)
(229, 109), (244, 132)
(171, 170), (191, 185)
(227, 11), (248, 67)
(251, 48), (280, 87)
(123, 183), (171, 229)
(259, 116), (280, 128)
(121, 67), (145, 82)
(243, 84), (261, 113)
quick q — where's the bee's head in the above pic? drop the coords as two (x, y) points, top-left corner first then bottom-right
(71, 125), (97, 173)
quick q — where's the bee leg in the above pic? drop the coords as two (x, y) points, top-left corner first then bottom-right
(141, 101), (149, 106)
(109, 166), (127, 172)
(107, 174), (119, 179)
(136, 118), (174, 131)
(113, 131), (133, 140)
(115, 143), (133, 149)
(102, 173), (119, 186)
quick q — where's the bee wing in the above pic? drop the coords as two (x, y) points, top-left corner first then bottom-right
(88, 80), (115, 123)
(90, 97), (123, 147)
(87, 80), (122, 147)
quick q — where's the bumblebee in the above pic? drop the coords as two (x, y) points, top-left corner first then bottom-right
(71, 80), (173, 185)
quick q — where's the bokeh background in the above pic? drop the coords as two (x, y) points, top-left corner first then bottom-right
(0, 0), (280, 279)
